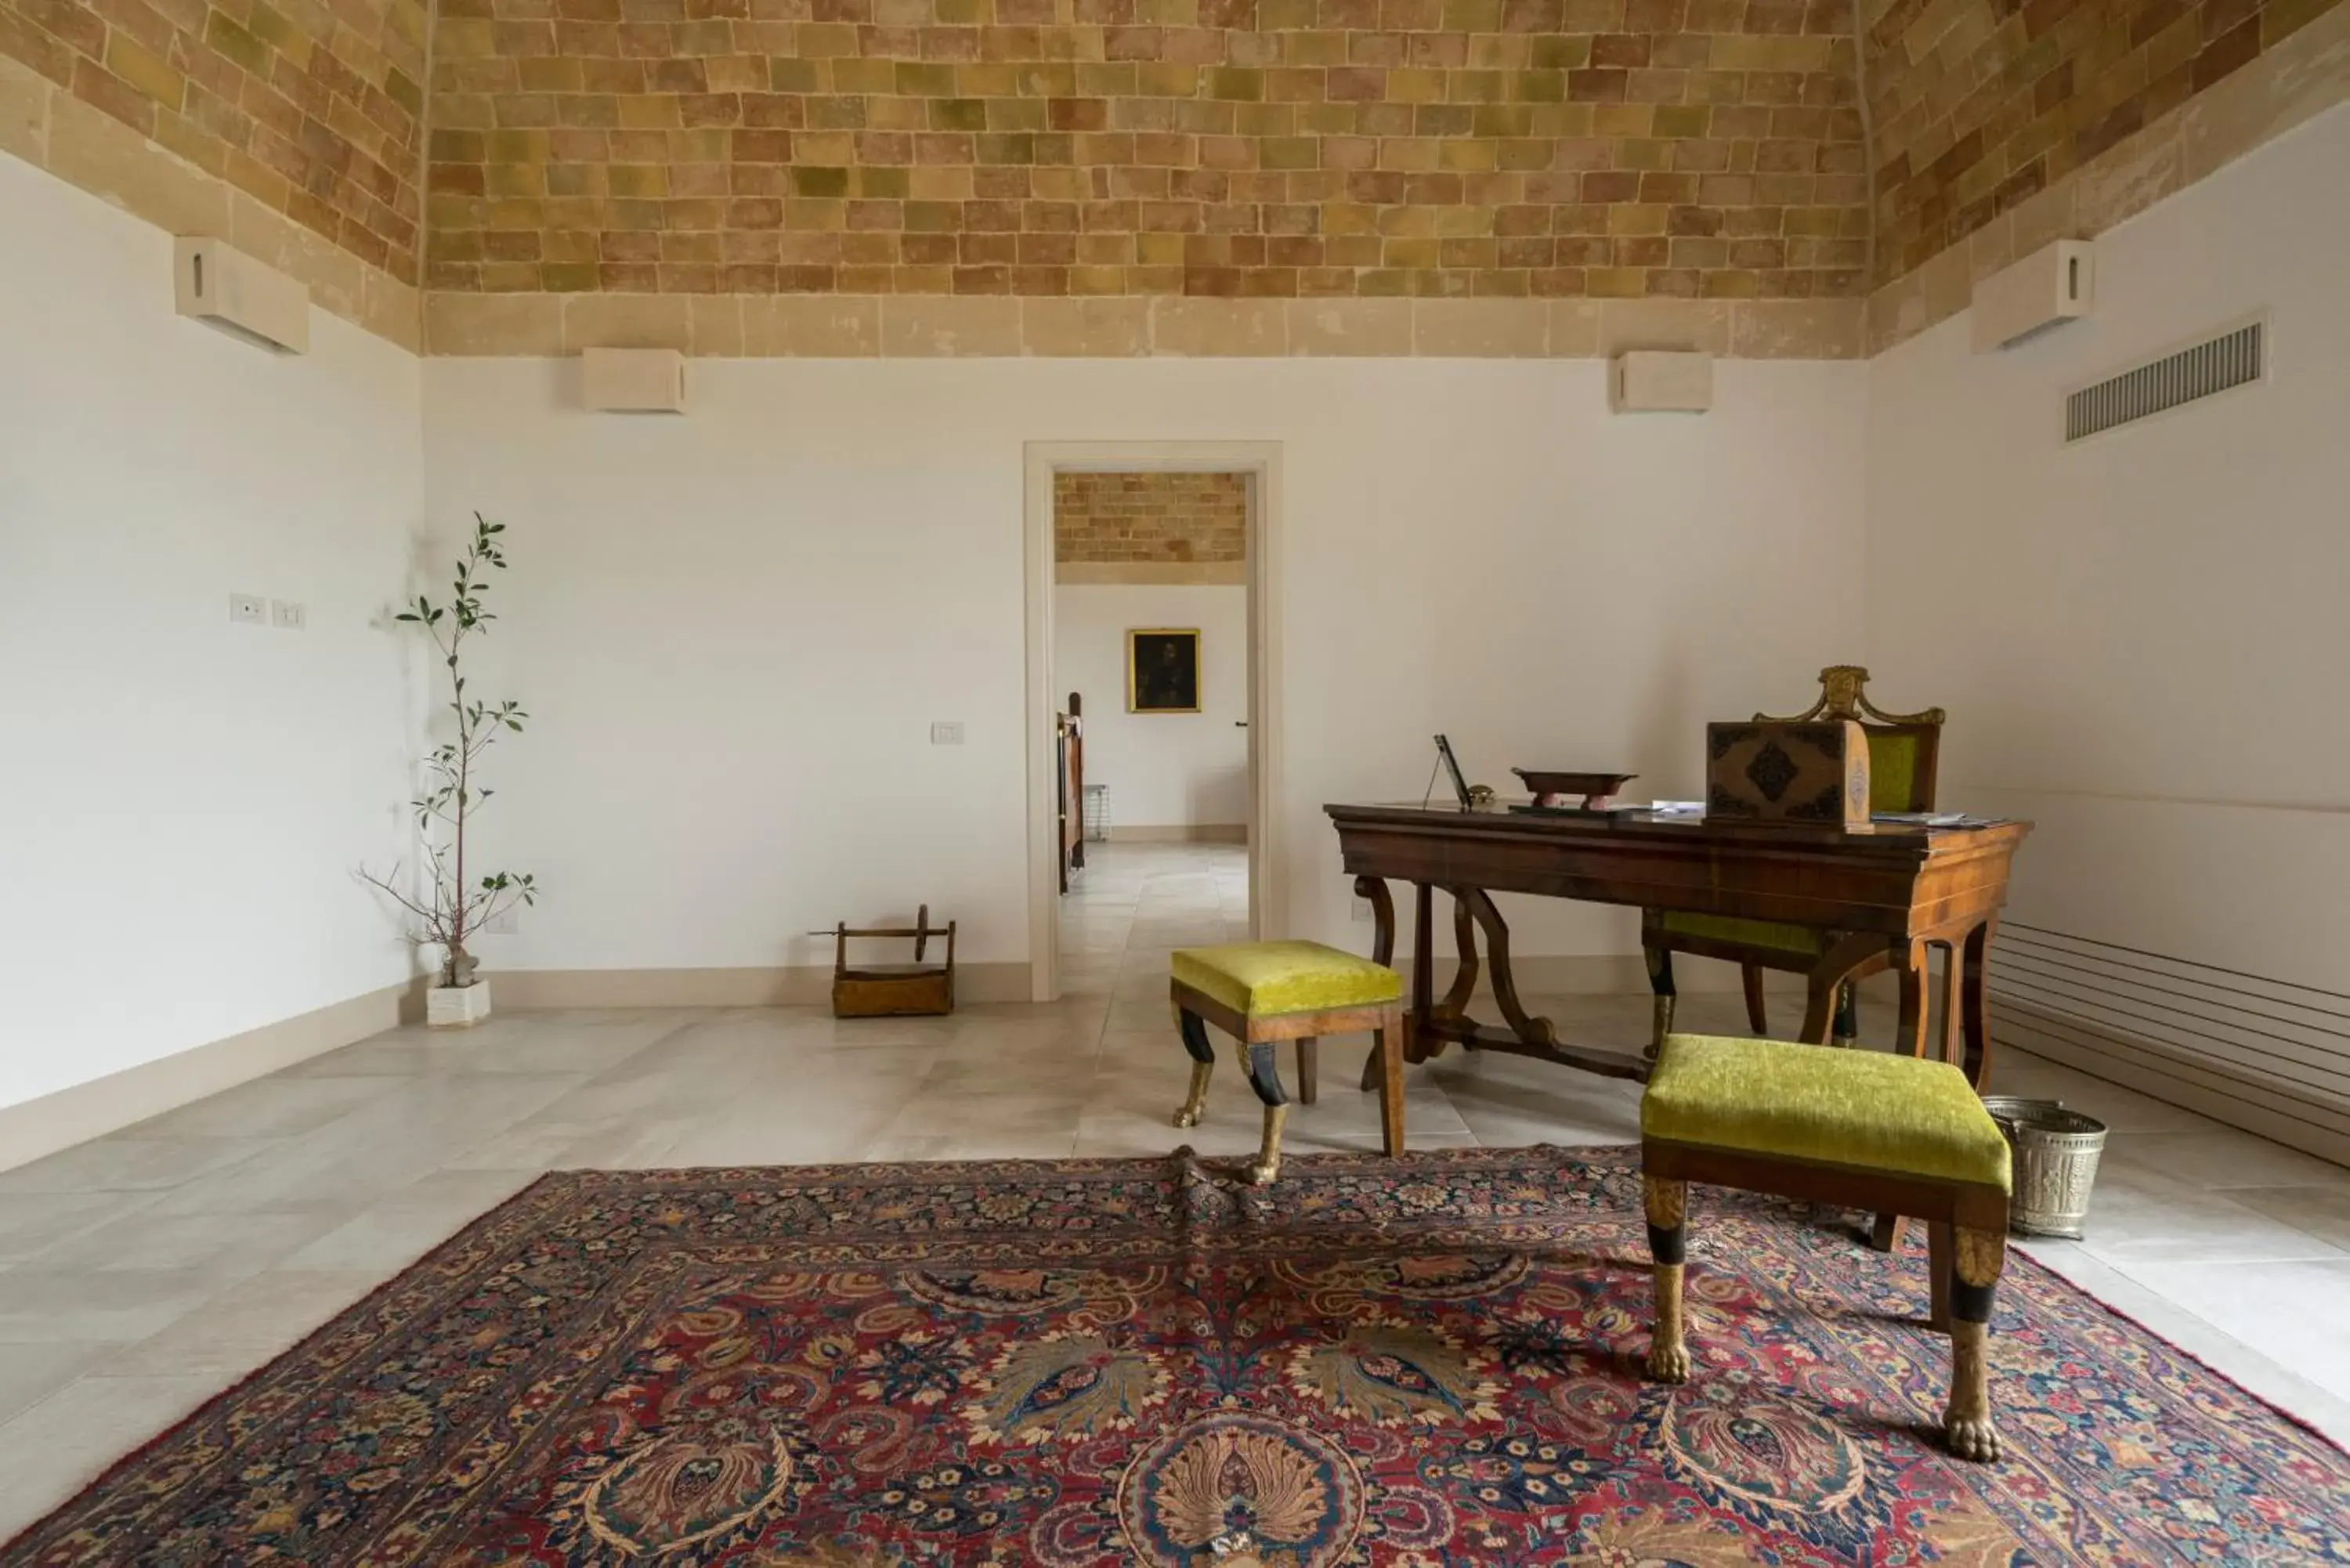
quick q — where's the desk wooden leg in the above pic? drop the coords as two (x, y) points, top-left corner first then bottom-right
(1375, 1013), (1407, 1157)
(1459, 887), (1559, 1050)
(1936, 941), (1965, 1070)
(1356, 877), (1397, 1094)
(1440, 894), (1480, 1039)
(1895, 938), (1932, 1058)
(1962, 918), (1996, 1089)
(1411, 882), (1435, 1063)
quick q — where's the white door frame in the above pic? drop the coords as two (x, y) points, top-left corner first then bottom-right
(1024, 440), (1286, 1003)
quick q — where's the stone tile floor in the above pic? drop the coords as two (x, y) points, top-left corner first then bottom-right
(0, 842), (2345, 1537)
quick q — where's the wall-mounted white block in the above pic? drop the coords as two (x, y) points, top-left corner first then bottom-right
(1611, 351), (1713, 413)
(175, 238), (309, 354)
(270, 598), (306, 630)
(228, 591), (266, 625)
(582, 347), (689, 413)
(931, 721), (965, 745)
(1972, 239), (2094, 352)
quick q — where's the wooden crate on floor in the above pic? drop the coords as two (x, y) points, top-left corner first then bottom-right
(832, 905), (956, 1017)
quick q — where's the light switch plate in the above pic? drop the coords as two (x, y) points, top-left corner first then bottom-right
(270, 598), (306, 630)
(931, 721), (965, 745)
(1351, 896), (1374, 923)
(229, 593), (266, 625)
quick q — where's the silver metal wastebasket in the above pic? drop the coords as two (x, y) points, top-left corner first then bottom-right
(1983, 1097), (2110, 1240)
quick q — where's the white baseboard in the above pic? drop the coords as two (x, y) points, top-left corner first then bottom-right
(0, 981), (419, 1175)
(490, 962), (1033, 1010)
(1106, 824), (1248, 844)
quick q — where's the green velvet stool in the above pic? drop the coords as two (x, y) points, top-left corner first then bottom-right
(1170, 941), (1408, 1184)
(1639, 1032), (2013, 1461)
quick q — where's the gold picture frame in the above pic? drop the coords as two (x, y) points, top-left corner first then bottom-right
(1127, 627), (1202, 713)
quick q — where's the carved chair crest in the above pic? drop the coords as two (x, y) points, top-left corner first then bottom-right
(1755, 665), (1946, 728)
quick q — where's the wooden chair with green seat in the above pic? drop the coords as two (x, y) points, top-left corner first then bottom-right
(1642, 666), (1945, 1054)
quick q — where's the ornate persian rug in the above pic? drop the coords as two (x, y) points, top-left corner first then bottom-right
(7, 1147), (2348, 1566)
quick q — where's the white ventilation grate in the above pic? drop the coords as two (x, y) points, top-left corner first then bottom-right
(2066, 320), (2263, 443)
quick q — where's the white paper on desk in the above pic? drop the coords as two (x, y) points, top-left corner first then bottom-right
(1647, 800), (1704, 814)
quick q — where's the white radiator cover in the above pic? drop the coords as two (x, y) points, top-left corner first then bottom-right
(1988, 923), (2350, 1168)
(1972, 240), (2095, 352)
(173, 238), (309, 354)
(582, 347), (689, 414)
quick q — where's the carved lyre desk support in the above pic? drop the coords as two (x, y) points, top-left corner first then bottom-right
(1327, 804), (2030, 1091)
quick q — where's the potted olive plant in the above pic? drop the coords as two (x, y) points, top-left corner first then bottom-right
(363, 515), (537, 1027)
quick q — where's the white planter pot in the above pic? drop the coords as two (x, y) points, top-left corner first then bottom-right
(428, 978), (493, 1028)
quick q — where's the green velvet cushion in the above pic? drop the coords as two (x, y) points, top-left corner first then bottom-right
(1655, 912), (1829, 956)
(1643, 1033), (2011, 1190)
(1172, 941), (1403, 1019)
(1867, 730), (1924, 814)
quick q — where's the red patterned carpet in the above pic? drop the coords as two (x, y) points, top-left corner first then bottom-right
(6, 1146), (2348, 1566)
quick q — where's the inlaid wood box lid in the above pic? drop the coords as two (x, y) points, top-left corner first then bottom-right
(1705, 721), (1873, 831)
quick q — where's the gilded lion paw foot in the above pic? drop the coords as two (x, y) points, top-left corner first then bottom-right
(1172, 1107), (1202, 1129)
(1644, 1343), (1689, 1384)
(1245, 1158), (1280, 1186)
(1944, 1414), (2000, 1463)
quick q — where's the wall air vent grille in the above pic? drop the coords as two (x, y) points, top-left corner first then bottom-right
(2066, 319), (2264, 443)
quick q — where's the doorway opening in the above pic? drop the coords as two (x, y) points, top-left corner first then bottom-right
(1023, 443), (1284, 1003)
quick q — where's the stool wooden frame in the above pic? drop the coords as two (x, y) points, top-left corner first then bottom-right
(1641, 1136), (2010, 1463)
(1171, 977), (1408, 1184)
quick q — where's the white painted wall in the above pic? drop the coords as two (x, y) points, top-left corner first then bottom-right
(1864, 103), (2350, 1154)
(1054, 584), (1249, 829)
(1864, 103), (2350, 993)
(0, 153), (425, 1111)
(424, 352), (1867, 977)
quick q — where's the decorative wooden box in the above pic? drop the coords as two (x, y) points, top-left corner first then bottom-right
(831, 905), (956, 1017)
(1705, 721), (1873, 831)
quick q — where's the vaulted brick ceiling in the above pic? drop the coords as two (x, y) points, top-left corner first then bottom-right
(421, 0), (1871, 302)
(0, 0), (2336, 305)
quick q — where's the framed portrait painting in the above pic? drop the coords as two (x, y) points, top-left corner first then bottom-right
(1127, 628), (1201, 714)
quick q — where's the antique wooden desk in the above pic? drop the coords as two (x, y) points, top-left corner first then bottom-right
(1325, 802), (2032, 1090)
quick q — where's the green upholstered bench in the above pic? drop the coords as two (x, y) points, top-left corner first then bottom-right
(1639, 1032), (2014, 1462)
(1170, 941), (1408, 1184)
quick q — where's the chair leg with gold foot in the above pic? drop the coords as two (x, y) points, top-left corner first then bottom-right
(1172, 1009), (1215, 1129)
(1944, 1226), (2006, 1462)
(1240, 1042), (1291, 1186)
(1643, 1174), (1690, 1382)
(1644, 945), (1677, 1065)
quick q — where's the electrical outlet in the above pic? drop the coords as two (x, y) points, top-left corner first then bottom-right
(229, 592), (266, 626)
(1351, 895), (1374, 923)
(480, 906), (519, 935)
(270, 598), (306, 630)
(931, 721), (965, 746)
